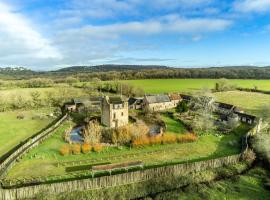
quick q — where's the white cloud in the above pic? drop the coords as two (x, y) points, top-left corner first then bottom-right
(0, 2), (62, 61)
(234, 0), (270, 13)
(62, 16), (232, 39)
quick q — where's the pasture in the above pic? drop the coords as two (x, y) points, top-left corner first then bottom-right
(214, 91), (270, 117)
(0, 109), (54, 157)
(122, 79), (270, 93)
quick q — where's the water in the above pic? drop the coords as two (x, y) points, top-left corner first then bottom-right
(70, 126), (84, 143)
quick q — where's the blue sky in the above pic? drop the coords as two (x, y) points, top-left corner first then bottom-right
(1, 0), (270, 70)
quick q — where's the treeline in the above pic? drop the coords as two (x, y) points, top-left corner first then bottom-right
(1, 65), (270, 80)
(51, 67), (270, 81)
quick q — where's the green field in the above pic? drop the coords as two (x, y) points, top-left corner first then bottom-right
(5, 121), (249, 180)
(122, 79), (270, 93)
(121, 79), (270, 117)
(0, 109), (54, 157)
(214, 91), (270, 117)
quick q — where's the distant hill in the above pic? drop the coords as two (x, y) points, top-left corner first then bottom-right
(54, 64), (169, 73)
(1, 65), (270, 80)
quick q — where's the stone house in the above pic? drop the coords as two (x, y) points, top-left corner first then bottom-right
(234, 112), (256, 124)
(128, 97), (143, 110)
(101, 96), (129, 128)
(64, 99), (84, 112)
(143, 94), (175, 112)
(168, 93), (182, 107)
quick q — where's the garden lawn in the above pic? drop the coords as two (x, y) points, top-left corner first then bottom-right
(5, 121), (250, 179)
(0, 109), (54, 157)
(161, 114), (188, 134)
(121, 79), (270, 93)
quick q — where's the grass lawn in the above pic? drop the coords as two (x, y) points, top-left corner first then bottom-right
(161, 114), (188, 134)
(5, 121), (250, 179)
(214, 91), (270, 117)
(121, 79), (270, 93)
(0, 109), (54, 157)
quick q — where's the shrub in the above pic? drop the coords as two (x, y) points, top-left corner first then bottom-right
(162, 134), (177, 144)
(60, 145), (70, 156)
(241, 149), (256, 163)
(93, 144), (103, 152)
(149, 136), (162, 145)
(132, 136), (150, 147)
(81, 143), (91, 154)
(112, 125), (132, 145)
(71, 144), (81, 155)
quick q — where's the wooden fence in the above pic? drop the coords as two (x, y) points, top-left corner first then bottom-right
(0, 114), (67, 179)
(0, 154), (241, 200)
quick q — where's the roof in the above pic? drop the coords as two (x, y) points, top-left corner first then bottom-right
(216, 102), (235, 110)
(180, 94), (192, 101)
(234, 111), (256, 120)
(128, 97), (143, 105)
(169, 93), (181, 101)
(145, 95), (171, 104)
(108, 96), (124, 104)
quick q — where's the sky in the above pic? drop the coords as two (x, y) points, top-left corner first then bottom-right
(1, 0), (270, 70)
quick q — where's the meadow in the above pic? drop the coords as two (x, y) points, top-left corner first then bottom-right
(122, 79), (270, 93)
(0, 109), (54, 157)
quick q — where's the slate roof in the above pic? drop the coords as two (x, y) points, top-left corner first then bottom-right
(145, 95), (171, 104)
(216, 102), (235, 110)
(108, 96), (124, 104)
(128, 97), (143, 105)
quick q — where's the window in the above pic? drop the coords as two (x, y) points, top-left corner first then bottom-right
(121, 112), (124, 116)
(113, 113), (116, 119)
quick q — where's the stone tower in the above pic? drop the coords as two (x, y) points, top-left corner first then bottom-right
(101, 96), (128, 128)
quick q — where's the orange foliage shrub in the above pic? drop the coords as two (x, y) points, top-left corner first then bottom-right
(162, 134), (177, 144)
(132, 136), (150, 147)
(131, 133), (197, 148)
(93, 144), (103, 152)
(60, 145), (70, 156)
(149, 136), (162, 145)
(177, 133), (197, 143)
(71, 144), (81, 155)
(82, 143), (91, 154)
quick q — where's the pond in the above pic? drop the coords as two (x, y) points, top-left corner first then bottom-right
(70, 126), (84, 143)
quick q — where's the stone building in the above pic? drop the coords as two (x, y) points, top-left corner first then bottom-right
(143, 94), (175, 112)
(101, 96), (129, 128)
(128, 97), (143, 110)
(168, 93), (182, 107)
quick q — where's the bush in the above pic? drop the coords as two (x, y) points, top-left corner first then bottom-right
(132, 136), (150, 147)
(82, 143), (91, 154)
(60, 145), (70, 156)
(241, 149), (256, 163)
(162, 134), (177, 144)
(93, 144), (103, 152)
(71, 144), (81, 155)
